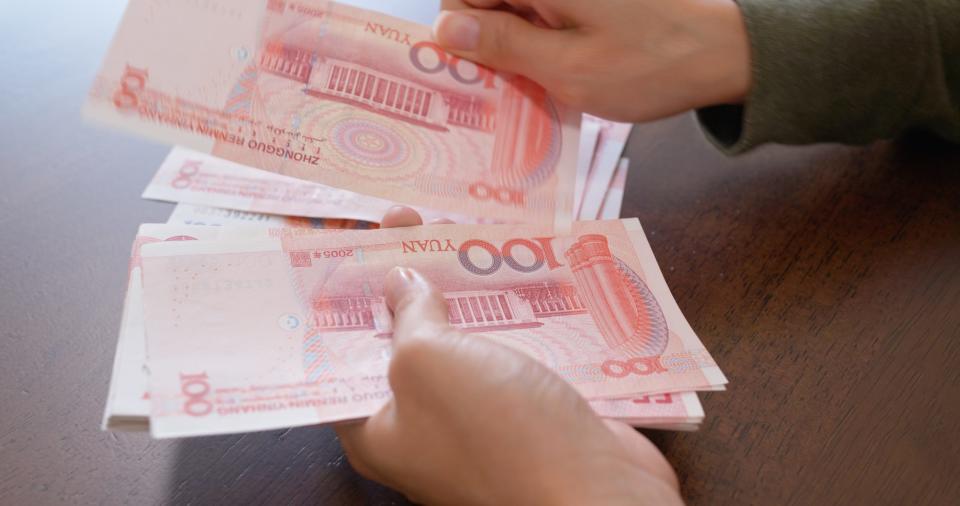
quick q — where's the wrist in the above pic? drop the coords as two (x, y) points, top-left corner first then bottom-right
(689, 0), (752, 106)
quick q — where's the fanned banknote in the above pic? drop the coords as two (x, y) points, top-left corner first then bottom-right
(579, 118), (633, 220)
(104, 223), (381, 431)
(95, 0), (701, 441)
(166, 202), (378, 229)
(598, 158), (630, 220)
(85, 0), (580, 228)
(103, 223), (706, 434)
(147, 142), (628, 224)
(590, 393), (704, 428)
(575, 117), (602, 215)
(102, 224), (236, 431)
(138, 219), (725, 437)
(147, 147), (499, 224)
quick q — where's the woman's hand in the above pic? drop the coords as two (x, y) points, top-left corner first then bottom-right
(333, 206), (683, 505)
(434, 0), (751, 122)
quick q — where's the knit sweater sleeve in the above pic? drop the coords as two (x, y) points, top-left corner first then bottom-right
(697, 0), (960, 153)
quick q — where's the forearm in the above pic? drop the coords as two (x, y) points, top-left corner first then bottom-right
(698, 0), (960, 153)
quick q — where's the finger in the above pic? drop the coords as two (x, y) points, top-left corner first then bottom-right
(440, 0), (485, 8)
(384, 267), (452, 346)
(442, 0), (506, 9)
(445, 0), (563, 14)
(603, 419), (680, 492)
(442, 0), (570, 28)
(460, 0), (503, 7)
(380, 206), (423, 228)
(428, 218), (456, 225)
(334, 414), (407, 492)
(334, 422), (388, 483)
(432, 8), (573, 82)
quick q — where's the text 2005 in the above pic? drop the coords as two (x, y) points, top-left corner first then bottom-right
(315, 249), (355, 259)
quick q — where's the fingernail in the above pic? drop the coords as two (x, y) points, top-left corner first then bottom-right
(393, 266), (415, 284)
(390, 267), (432, 293)
(385, 266), (430, 311)
(433, 11), (480, 51)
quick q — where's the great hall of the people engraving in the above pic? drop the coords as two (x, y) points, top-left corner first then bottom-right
(304, 235), (671, 358)
(255, 11), (565, 190)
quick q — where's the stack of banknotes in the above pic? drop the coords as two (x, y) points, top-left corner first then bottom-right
(91, 0), (727, 438)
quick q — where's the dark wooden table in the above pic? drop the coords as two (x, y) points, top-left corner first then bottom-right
(2, 1), (959, 505)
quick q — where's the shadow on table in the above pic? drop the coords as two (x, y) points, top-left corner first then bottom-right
(166, 427), (409, 505)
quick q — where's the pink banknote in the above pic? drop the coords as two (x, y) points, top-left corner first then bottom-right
(86, 0), (579, 228)
(590, 393), (703, 428)
(140, 219), (725, 437)
(167, 202), (381, 229)
(103, 224), (242, 430)
(105, 223), (703, 433)
(579, 117), (633, 220)
(104, 223), (358, 431)
(147, 147), (494, 224)
(574, 118), (602, 214)
(105, 222), (367, 431)
(169, 202), (382, 229)
(598, 158), (630, 220)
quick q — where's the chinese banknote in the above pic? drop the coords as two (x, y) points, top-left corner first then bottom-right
(92, 0), (726, 438)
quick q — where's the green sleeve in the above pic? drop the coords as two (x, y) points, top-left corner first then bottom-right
(696, 0), (960, 154)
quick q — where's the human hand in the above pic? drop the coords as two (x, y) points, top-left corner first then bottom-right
(434, 0), (751, 122)
(334, 206), (683, 505)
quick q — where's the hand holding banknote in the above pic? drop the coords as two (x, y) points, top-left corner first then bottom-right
(86, 0), (582, 227)
(434, 0), (751, 122)
(336, 207), (683, 506)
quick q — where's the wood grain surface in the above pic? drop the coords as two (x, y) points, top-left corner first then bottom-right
(1, 1), (958, 505)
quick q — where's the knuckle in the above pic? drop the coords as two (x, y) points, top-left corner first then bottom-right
(388, 328), (463, 388)
(388, 338), (443, 386)
(484, 23), (511, 61)
(393, 286), (450, 320)
(547, 46), (600, 106)
(393, 289), (445, 322)
(390, 289), (422, 316)
(426, 288), (450, 313)
(479, 14), (521, 66)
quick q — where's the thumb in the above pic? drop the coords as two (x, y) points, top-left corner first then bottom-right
(432, 9), (568, 82)
(384, 267), (452, 346)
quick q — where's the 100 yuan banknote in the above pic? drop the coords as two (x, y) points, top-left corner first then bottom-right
(86, 0), (579, 228)
(166, 202), (379, 229)
(139, 219), (725, 437)
(598, 158), (630, 220)
(105, 224), (703, 433)
(579, 119), (633, 220)
(148, 147), (498, 224)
